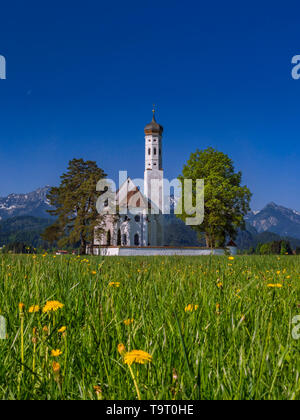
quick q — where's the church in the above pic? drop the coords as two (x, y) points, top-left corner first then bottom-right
(93, 109), (166, 249)
(88, 110), (237, 257)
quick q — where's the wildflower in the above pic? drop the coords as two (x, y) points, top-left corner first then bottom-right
(58, 326), (67, 333)
(124, 350), (152, 366)
(124, 319), (134, 325)
(28, 305), (40, 313)
(51, 349), (63, 357)
(216, 303), (221, 315)
(228, 256), (235, 260)
(91, 271), (97, 275)
(42, 325), (49, 334)
(52, 361), (61, 373)
(217, 282), (223, 289)
(118, 343), (126, 355)
(267, 284), (283, 288)
(43, 300), (64, 313)
(19, 302), (25, 312)
(109, 282), (120, 288)
(184, 304), (199, 312)
(94, 385), (102, 398)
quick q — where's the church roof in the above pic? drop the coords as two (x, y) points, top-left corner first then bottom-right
(144, 109), (163, 135)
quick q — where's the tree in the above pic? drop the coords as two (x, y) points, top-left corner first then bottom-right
(178, 148), (252, 248)
(42, 159), (106, 254)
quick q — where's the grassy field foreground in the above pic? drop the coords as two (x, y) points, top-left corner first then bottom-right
(0, 254), (299, 400)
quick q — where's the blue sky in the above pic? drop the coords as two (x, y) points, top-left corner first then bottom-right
(0, 0), (300, 210)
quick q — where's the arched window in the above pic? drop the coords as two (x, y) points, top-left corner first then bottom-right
(148, 148), (151, 155)
(134, 233), (140, 246)
(117, 229), (121, 246)
(106, 230), (111, 246)
(154, 147), (157, 155)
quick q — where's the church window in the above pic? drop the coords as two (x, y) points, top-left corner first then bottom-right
(135, 215), (140, 222)
(106, 230), (111, 246)
(148, 148), (151, 155)
(154, 148), (157, 155)
(134, 233), (140, 246)
(104, 199), (108, 207)
(117, 229), (121, 246)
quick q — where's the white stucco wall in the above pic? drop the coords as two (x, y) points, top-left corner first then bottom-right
(96, 247), (226, 256)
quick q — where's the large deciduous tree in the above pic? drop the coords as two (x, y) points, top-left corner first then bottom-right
(178, 148), (252, 248)
(42, 158), (106, 254)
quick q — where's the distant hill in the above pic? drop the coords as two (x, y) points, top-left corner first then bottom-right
(0, 186), (53, 220)
(0, 216), (53, 248)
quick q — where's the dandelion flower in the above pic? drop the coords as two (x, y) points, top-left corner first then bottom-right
(52, 361), (61, 373)
(217, 282), (223, 289)
(43, 300), (64, 313)
(184, 304), (199, 312)
(58, 326), (67, 333)
(267, 284), (283, 288)
(124, 319), (134, 325)
(118, 343), (126, 355)
(109, 282), (120, 288)
(124, 350), (152, 366)
(19, 302), (25, 312)
(51, 349), (63, 357)
(28, 305), (40, 313)
(228, 256), (235, 260)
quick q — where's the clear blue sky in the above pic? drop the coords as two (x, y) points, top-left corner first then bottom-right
(0, 0), (300, 211)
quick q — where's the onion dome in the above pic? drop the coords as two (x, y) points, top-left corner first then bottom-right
(144, 108), (163, 135)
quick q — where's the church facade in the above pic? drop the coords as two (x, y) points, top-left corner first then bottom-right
(93, 110), (165, 249)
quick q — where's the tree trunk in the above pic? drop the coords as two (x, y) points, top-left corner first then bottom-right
(80, 239), (86, 255)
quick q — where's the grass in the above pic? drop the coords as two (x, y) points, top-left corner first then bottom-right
(0, 254), (299, 400)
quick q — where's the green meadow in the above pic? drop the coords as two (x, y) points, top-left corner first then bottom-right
(0, 254), (299, 400)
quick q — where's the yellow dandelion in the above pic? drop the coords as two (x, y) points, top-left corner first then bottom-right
(43, 300), (64, 313)
(228, 256), (235, 260)
(58, 326), (67, 333)
(184, 304), (199, 312)
(109, 282), (120, 288)
(124, 350), (152, 366)
(51, 349), (63, 357)
(28, 305), (40, 313)
(19, 302), (25, 312)
(118, 343), (126, 355)
(124, 319), (134, 325)
(91, 271), (97, 275)
(267, 283), (283, 288)
(94, 385), (102, 396)
(217, 282), (223, 289)
(52, 361), (61, 373)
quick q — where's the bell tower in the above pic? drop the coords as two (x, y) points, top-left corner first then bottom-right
(144, 107), (164, 216)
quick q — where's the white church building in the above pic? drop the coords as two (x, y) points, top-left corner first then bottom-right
(93, 109), (166, 250)
(88, 110), (236, 256)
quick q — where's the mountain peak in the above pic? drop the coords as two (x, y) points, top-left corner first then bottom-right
(0, 186), (53, 221)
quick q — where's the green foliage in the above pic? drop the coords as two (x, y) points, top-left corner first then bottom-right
(178, 148), (252, 247)
(0, 216), (52, 249)
(0, 254), (299, 400)
(42, 159), (106, 254)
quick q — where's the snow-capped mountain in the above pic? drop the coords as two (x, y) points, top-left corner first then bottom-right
(0, 186), (53, 220)
(245, 202), (300, 239)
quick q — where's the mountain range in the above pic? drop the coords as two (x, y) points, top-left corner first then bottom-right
(0, 186), (53, 220)
(0, 187), (300, 249)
